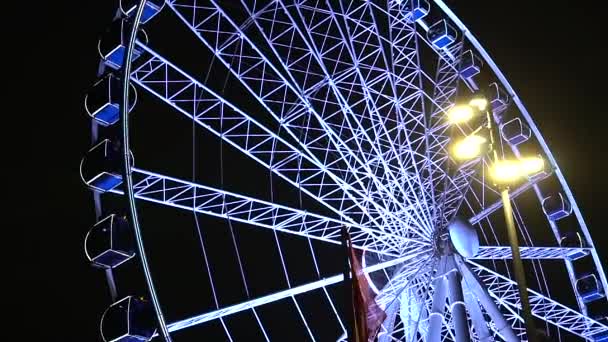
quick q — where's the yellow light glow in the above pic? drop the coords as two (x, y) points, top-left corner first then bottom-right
(447, 105), (474, 124)
(491, 157), (545, 183)
(469, 97), (488, 111)
(452, 135), (487, 160)
(491, 160), (522, 183)
(519, 156), (545, 175)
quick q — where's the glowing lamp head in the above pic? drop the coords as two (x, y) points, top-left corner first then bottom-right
(491, 160), (521, 183)
(446, 105), (475, 124)
(491, 156), (545, 184)
(469, 96), (488, 111)
(519, 156), (545, 175)
(452, 135), (487, 160)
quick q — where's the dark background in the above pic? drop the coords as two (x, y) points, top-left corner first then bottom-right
(30, 0), (607, 340)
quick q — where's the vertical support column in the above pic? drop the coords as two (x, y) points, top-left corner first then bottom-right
(501, 189), (538, 341)
(455, 256), (518, 342)
(446, 258), (470, 342)
(426, 257), (448, 342)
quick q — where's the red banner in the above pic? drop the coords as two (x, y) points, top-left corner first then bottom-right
(348, 236), (386, 342)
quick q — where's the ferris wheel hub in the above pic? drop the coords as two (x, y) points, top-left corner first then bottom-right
(448, 217), (480, 258)
(431, 229), (451, 256)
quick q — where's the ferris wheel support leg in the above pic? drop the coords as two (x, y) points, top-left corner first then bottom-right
(463, 285), (494, 342)
(426, 257), (448, 342)
(446, 258), (470, 342)
(377, 297), (399, 342)
(455, 256), (518, 342)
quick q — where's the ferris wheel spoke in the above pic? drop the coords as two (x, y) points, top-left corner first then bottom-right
(241, 1), (382, 171)
(387, 1), (466, 229)
(373, 257), (437, 341)
(335, 2), (428, 169)
(291, 2), (405, 181)
(435, 165), (477, 222)
(165, 0), (366, 189)
(110, 168), (423, 254)
(209, 0), (389, 202)
(427, 63), (464, 228)
(367, 5), (438, 231)
(166, 1), (434, 237)
(371, 3), (470, 115)
(296, 0), (435, 234)
(372, 1), (462, 118)
(131, 45), (413, 235)
(375, 255), (436, 310)
(474, 246), (592, 260)
(238, 0), (434, 235)
(303, 1), (435, 235)
(236, 0), (410, 232)
(156, 251), (420, 335)
(420, 34), (465, 225)
(467, 171), (551, 227)
(385, 2), (445, 238)
(465, 259), (608, 340)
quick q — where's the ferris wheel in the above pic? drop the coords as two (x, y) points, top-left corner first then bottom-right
(80, 0), (608, 341)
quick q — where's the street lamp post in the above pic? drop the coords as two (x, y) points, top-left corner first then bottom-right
(446, 96), (540, 342)
(500, 186), (537, 341)
(485, 106), (538, 342)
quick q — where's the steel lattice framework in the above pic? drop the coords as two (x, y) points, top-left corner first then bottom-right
(86, 0), (608, 341)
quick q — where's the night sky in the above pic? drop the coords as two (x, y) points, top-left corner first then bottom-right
(33, 1), (607, 340)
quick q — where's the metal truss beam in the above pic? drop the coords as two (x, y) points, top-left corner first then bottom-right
(110, 168), (424, 255)
(468, 171), (551, 225)
(474, 246), (591, 260)
(166, 0), (435, 239)
(468, 260), (608, 340)
(131, 45), (430, 248)
(239, 0), (425, 238)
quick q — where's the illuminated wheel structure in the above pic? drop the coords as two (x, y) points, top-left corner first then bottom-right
(81, 0), (608, 341)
